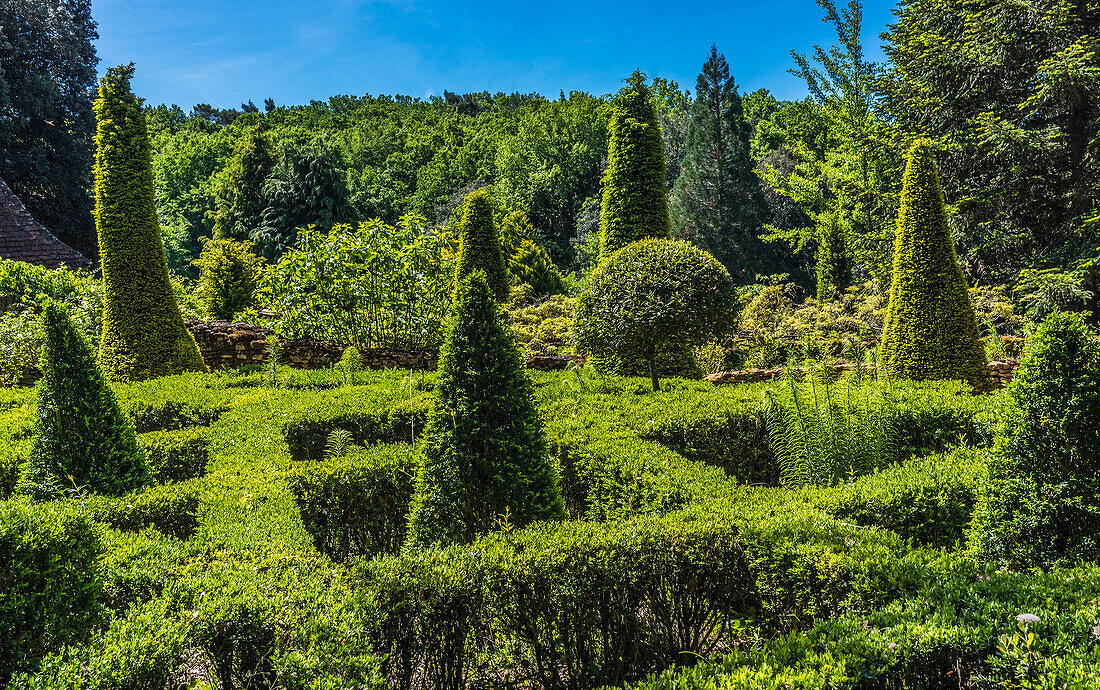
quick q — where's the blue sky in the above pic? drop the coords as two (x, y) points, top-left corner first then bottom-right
(94, 0), (899, 109)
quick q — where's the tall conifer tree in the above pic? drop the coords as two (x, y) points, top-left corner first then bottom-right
(210, 123), (275, 241)
(670, 46), (771, 281)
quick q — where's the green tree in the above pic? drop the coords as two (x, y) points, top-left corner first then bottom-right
(671, 45), (774, 282)
(499, 211), (565, 297)
(22, 302), (149, 500)
(599, 71), (670, 259)
(0, 0), (98, 256)
(406, 271), (564, 547)
(815, 212), (851, 299)
(576, 239), (737, 391)
(192, 238), (263, 321)
(454, 188), (509, 301)
(972, 311), (1100, 569)
(210, 123), (276, 242)
(93, 64), (206, 382)
(253, 138), (354, 260)
(879, 139), (986, 385)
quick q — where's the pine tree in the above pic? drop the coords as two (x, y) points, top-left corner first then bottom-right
(94, 64), (206, 382)
(454, 188), (509, 301)
(815, 213), (851, 300)
(599, 71), (670, 259)
(22, 303), (149, 501)
(670, 46), (771, 280)
(406, 271), (564, 547)
(879, 139), (986, 384)
(210, 123), (275, 242)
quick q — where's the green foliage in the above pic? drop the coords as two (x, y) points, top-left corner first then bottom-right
(211, 123), (276, 241)
(257, 216), (454, 351)
(191, 238), (263, 320)
(0, 499), (104, 685)
(576, 239), (737, 390)
(136, 426), (211, 484)
(453, 188), (509, 301)
(815, 212), (851, 300)
(22, 303), (150, 500)
(406, 271), (565, 547)
(972, 311), (1100, 569)
(1014, 268), (1094, 325)
(508, 294), (575, 356)
(93, 64), (206, 382)
(500, 210), (566, 297)
(879, 139), (987, 385)
(599, 71), (671, 259)
(288, 444), (417, 562)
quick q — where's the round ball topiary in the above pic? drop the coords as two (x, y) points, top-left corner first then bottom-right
(575, 238), (736, 391)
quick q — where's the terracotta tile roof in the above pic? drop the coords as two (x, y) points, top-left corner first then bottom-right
(0, 177), (92, 270)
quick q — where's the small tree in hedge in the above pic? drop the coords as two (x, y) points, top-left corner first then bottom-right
(454, 188), (509, 301)
(599, 71), (670, 260)
(879, 139), (986, 384)
(406, 271), (564, 548)
(815, 213), (851, 300)
(22, 302), (149, 501)
(971, 310), (1100, 569)
(575, 239), (737, 391)
(94, 64), (206, 381)
(192, 238), (263, 321)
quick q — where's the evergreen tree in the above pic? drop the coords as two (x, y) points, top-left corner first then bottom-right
(191, 238), (263, 321)
(22, 302), (149, 501)
(670, 45), (772, 281)
(815, 213), (851, 300)
(454, 188), (509, 301)
(93, 64), (206, 382)
(252, 138), (354, 260)
(0, 0), (99, 255)
(210, 123), (275, 242)
(406, 271), (564, 547)
(598, 71), (670, 259)
(879, 139), (986, 385)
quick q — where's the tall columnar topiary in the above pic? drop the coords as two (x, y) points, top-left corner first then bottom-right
(406, 271), (564, 548)
(816, 213), (851, 300)
(971, 311), (1100, 569)
(879, 139), (986, 384)
(576, 239), (737, 391)
(599, 71), (670, 260)
(93, 64), (206, 382)
(21, 302), (149, 501)
(454, 188), (509, 301)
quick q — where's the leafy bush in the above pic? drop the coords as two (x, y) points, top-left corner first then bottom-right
(288, 444), (417, 562)
(508, 294), (575, 356)
(0, 499), (104, 684)
(192, 237), (263, 320)
(972, 310), (1100, 569)
(22, 303), (150, 500)
(406, 271), (565, 548)
(82, 478), (208, 540)
(257, 215), (454, 351)
(136, 426), (211, 483)
(454, 188), (509, 301)
(93, 64), (206, 381)
(576, 239), (737, 390)
(879, 140), (987, 385)
(1014, 268), (1094, 325)
(815, 213), (851, 300)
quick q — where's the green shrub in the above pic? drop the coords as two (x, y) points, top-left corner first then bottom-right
(879, 139), (987, 385)
(136, 426), (211, 483)
(511, 238), (566, 297)
(454, 188), (509, 301)
(93, 64), (206, 381)
(83, 478), (207, 540)
(972, 310), (1100, 569)
(0, 499), (104, 684)
(406, 271), (565, 548)
(191, 237), (263, 320)
(22, 303), (150, 500)
(815, 212), (851, 300)
(100, 529), (190, 612)
(576, 238), (736, 390)
(599, 71), (670, 259)
(508, 294), (575, 356)
(288, 444), (417, 562)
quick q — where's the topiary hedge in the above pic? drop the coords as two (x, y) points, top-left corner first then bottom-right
(453, 188), (509, 302)
(879, 139), (987, 385)
(137, 426), (211, 483)
(93, 64), (206, 381)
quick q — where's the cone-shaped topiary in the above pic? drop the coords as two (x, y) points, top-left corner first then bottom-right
(406, 271), (565, 548)
(879, 139), (986, 384)
(94, 64), (206, 381)
(21, 302), (149, 501)
(599, 71), (670, 260)
(970, 310), (1100, 569)
(454, 188), (509, 301)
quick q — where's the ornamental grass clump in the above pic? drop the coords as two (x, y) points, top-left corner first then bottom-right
(971, 310), (1100, 569)
(406, 271), (564, 548)
(93, 64), (205, 381)
(21, 302), (149, 501)
(879, 139), (987, 386)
